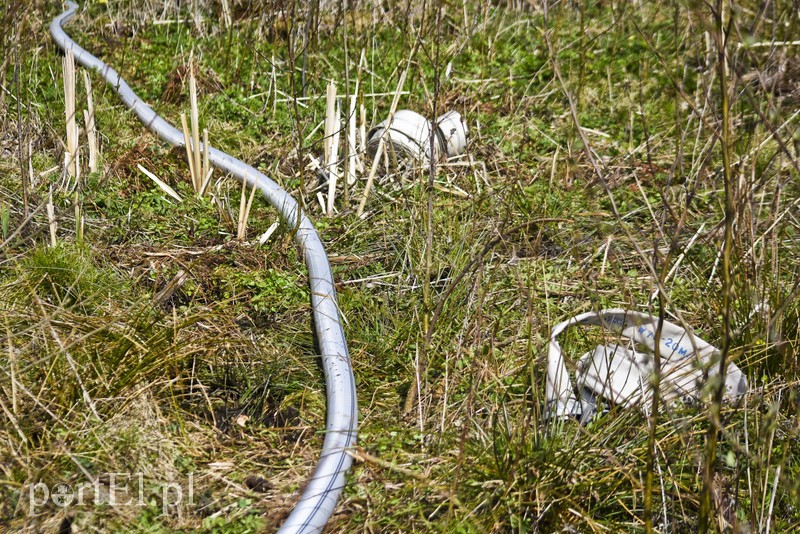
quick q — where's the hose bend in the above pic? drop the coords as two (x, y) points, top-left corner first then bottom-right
(50, 3), (357, 532)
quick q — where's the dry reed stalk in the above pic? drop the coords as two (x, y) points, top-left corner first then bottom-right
(189, 60), (202, 192)
(237, 178), (247, 237)
(357, 51), (367, 175)
(154, 269), (189, 306)
(271, 52), (277, 115)
(237, 179), (257, 240)
(75, 200), (83, 243)
(82, 71), (98, 173)
(63, 49), (83, 241)
(220, 0), (232, 28)
(347, 79), (359, 187)
(331, 96), (342, 206)
(359, 100), (366, 172)
(191, 0), (202, 34)
(137, 164), (183, 202)
(62, 49), (79, 186)
(324, 80), (341, 215)
(244, 182), (258, 234)
(47, 186), (57, 247)
(180, 113), (198, 189)
(202, 128), (210, 190)
(356, 67), (408, 216)
(199, 167), (214, 197)
(258, 220), (280, 245)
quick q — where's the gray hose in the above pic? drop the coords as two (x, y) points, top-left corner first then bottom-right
(50, 3), (357, 532)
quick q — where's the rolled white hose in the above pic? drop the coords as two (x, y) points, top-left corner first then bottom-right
(546, 309), (747, 421)
(50, 3), (357, 532)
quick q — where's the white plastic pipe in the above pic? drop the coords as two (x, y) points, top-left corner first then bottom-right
(50, 3), (357, 532)
(366, 109), (468, 163)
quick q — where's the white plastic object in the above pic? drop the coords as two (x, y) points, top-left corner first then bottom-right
(546, 309), (748, 420)
(577, 344), (649, 409)
(367, 109), (467, 164)
(436, 110), (468, 157)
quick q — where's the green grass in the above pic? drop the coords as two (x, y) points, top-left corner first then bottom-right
(1, 0), (799, 532)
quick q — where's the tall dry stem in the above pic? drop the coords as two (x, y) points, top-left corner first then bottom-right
(63, 49), (82, 242)
(82, 71), (98, 173)
(324, 80), (340, 215)
(13, 8), (28, 216)
(237, 179), (258, 240)
(180, 113), (197, 188)
(700, 0), (735, 530)
(63, 49), (79, 185)
(189, 58), (202, 192)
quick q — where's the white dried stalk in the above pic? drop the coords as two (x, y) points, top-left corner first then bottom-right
(63, 49), (79, 186)
(237, 179), (258, 240)
(75, 197), (84, 243)
(347, 79), (359, 186)
(328, 102), (341, 215)
(199, 167), (214, 197)
(180, 113), (198, 189)
(271, 52), (277, 115)
(47, 186), (57, 247)
(220, 0), (232, 28)
(189, 58), (202, 192)
(64, 50), (83, 243)
(357, 49), (367, 174)
(82, 71), (98, 173)
(202, 127), (210, 192)
(191, 0), (202, 34)
(359, 101), (366, 173)
(237, 176), (248, 239)
(242, 181), (258, 239)
(316, 191), (326, 213)
(82, 110), (96, 173)
(323, 81), (335, 165)
(138, 164), (183, 202)
(324, 80), (340, 215)
(258, 220), (280, 245)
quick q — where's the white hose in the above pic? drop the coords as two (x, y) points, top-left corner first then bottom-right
(50, 3), (357, 532)
(546, 309), (747, 421)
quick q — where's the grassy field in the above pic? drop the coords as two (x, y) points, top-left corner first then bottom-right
(1, 0), (798, 532)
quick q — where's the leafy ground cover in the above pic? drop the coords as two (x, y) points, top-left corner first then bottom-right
(1, 0), (798, 532)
